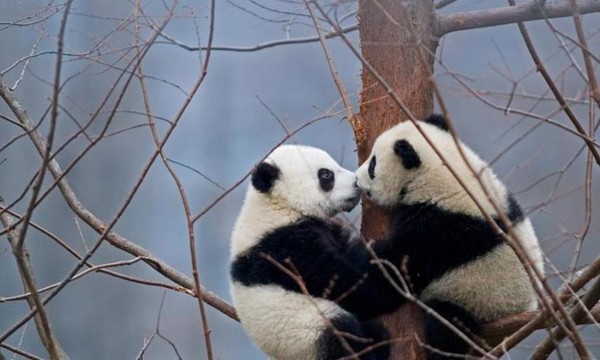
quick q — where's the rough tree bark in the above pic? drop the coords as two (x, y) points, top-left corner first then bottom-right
(357, 1), (437, 359)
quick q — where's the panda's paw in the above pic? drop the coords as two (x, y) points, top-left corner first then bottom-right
(359, 319), (391, 360)
(319, 315), (390, 360)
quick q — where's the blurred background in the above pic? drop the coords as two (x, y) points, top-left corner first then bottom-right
(1, 0), (599, 358)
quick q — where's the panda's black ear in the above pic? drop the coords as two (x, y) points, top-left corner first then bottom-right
(423, 113), (449, 131)
(394, 140), (421, 169)
(251, 162), (280, 193)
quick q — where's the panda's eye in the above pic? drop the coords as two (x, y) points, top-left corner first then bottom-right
(318, 168), (335, 192)
(368, 155), (376, 179)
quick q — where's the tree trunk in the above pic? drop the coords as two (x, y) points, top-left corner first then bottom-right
(357, 1), (437, 359)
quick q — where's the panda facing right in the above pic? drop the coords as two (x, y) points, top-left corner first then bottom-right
(230, 144), (394, 360)
(355, 114), (544, 359)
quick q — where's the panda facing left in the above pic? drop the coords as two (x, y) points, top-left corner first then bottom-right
(229, 144), (393, 360)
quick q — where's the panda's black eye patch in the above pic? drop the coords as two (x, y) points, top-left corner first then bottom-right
(368, 155), (376, 179)
(318, 168), (335, 192)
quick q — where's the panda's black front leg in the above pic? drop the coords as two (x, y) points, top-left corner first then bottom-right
(318, 315), (390, 360)
(366, 239), (410, 296)
(422, 300), (480, 360)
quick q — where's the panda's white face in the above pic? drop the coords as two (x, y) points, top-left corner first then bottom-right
(356, 118), (509, 217)
(252, 145), (361, 217)
(356, 123), (428, 207)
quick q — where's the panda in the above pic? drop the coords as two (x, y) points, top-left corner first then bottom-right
(355, 114), (544, 359)
(229, 144), (393, 360)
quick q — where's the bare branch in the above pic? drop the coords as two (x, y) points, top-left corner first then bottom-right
(1, 126), (239, 320)
(134, 0), (216, 356)
(531, 277), (600, 358)
(160, 24), (358, 53)
(488, 0), (600, 164)
(487, 250), (600, 356)
(568, 0), (600, 107)
(302, 0), (364, 143)
(438, 0), (600, 35)
(0, 200), (69, 360)
(481, 303), (600, 339)
(0, 343), (43, 360)
(0, 4), (238, 344)
(435, 0), (457, 10)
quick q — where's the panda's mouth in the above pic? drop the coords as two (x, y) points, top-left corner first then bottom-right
(341, 192), (362, 212)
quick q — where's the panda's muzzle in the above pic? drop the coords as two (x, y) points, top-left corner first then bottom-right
(355, 180), (371, 198)
(341, 190), (362, 212)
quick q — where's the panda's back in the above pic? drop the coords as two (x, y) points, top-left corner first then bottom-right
(420, 242), (534, 322)
(387, 196), (540, 321)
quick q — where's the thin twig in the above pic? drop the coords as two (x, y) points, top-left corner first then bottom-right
(0, 343), (43, 360)
(531, 277), (600, 359)
(260, 254), (361, 359)
(0, 3), (236, 345)
(303, 0), (364, 144)
(134, 0), (216, 357)
(487, 251), (600, 356)
(505, 0), (600, 165)
(0, 205), (192, 303)
(568, 0), (600, 107)
(160, 24), (358, 52)
(3, 3), (74, 358)
(0, 200), (69, 360)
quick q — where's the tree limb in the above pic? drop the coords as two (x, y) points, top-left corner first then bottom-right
(0, 343), (43, 360)
(504, 0), (600, 166)
(567, 0), (600, 107)
(438, 0), (600, 35)
(530, 276), (600, 359)
(0, 202), (69, 360)
(170, 24), (358, 53)
(481, 303), (600, 341)
(0, 69), (237, 328)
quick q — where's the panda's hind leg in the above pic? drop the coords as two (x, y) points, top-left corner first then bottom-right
(318, 314), (390, 360)
(423, 300), (480, 360)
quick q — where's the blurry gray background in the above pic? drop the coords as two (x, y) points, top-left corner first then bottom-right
(1, 0), (599, 359)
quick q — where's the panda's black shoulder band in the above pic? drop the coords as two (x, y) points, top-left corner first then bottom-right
(251, 162), (280, 193)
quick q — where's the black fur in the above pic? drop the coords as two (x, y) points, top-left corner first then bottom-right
(368, 156), (376, 179)
(317, 315), (390, 360)
(423, 114), (449, 131)
(394, 140), (421, 169)
(318, 168), (335, 192)
(368, 195), (525, 359)
(230, 216), (402, 319)
(372, 202), (505, 296)
(317, 314), (390, 360)
(231, 199), (511, 320)
(423, 300), (480, 360)
(240, 164), (525, 360)
(251, 162), (280, 193)
(506, 192), (524, 224)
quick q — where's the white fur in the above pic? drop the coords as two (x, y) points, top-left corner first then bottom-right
(231, 283), (345, 359)
(231, 145), (359, 256)
(230, 145), (361, 359)
(513, 218), (544, 309)
(263, 145), (359, 218)
(356, 122), (506, 218)
(355, 121), (544, 317)
(420, 244), (533, 321)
